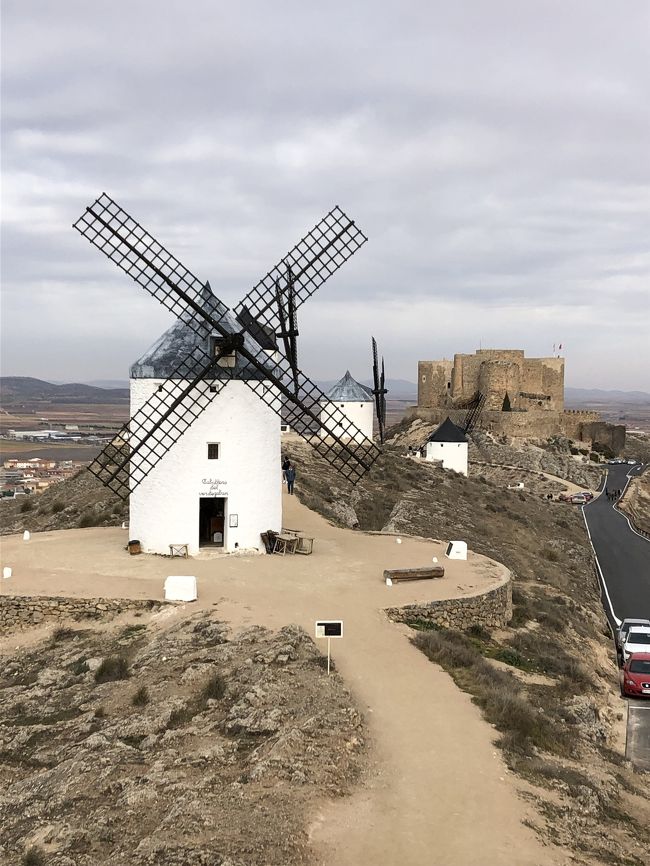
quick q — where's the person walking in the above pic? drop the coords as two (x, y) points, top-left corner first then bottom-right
(286, 463), (296, 495)
(281, 456), (290, 484)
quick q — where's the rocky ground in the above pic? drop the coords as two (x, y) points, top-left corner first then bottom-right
(0, 613), (364, 866)
(0, 471), (126, 536)
(620, 468), (650, 535)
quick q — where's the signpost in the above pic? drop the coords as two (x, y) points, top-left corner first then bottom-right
(315, 620), (343, 675)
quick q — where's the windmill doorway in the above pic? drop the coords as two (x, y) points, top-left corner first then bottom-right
(199, 497), (226, 548)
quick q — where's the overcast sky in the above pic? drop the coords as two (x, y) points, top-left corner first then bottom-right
(1, 0), (649, 389)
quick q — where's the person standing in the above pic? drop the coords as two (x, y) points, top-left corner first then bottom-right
(281, 456), (290, 484)
(286, 463), (296, 495)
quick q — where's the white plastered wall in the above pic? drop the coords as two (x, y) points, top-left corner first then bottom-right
(424, 441), (468, 476)
(319, 400), (374, 441)
(129, 379), (282, 555)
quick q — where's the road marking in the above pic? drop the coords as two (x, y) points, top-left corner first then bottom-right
(612, 466), (650, 543)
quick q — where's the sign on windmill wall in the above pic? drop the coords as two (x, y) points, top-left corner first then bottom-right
(200, 477), (228, 496)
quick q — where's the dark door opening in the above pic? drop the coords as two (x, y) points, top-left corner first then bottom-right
(199, 497), (226, 547)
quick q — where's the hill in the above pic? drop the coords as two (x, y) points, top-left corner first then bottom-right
(0, 377), (129, 406)
(565, 387), (650, 404)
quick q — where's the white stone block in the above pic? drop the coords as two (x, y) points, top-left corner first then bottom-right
(164, 575), (198, 602)
(2, 567), (11, 579)
(23, 530), (30, 541)
(445, 541), (468, 560)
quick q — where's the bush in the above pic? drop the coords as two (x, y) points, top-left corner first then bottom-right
(79, 510), (101, 528)
(94, 656), (129, 683)
(52, 627), (79, 642)
(22, 848), (46, 866)
(19, 498), (33, 513)
(202, 673), (226, 701)
(131, 686), (150, 707)
(51, 501), (65, 513)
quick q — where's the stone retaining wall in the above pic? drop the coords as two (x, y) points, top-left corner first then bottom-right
(0, 595), (164, 633)
(385, 579), (512, 630)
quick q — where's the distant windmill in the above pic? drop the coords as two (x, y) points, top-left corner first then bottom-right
(73, 194), (380, 554)
(371, 337), (388, 444)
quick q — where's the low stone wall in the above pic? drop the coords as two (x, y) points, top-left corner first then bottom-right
(385, 579), (512, 630)
(0, 595), (164, 633)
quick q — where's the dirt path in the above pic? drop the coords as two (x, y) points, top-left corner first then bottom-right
(0, 495), (562, 865)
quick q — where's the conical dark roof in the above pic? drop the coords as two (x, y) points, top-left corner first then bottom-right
(325, 371), (372, 402)
(130, 283), (267, 381)
(427, 417), (467, 443)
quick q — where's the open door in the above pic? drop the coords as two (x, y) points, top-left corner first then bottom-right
(199, 497), (226, 547)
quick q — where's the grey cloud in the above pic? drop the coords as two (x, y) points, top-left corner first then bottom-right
(1, 0), (649, 389)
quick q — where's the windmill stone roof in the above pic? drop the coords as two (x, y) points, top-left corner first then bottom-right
(427, 417), (468, 443)
(325, 371), (372, 402)
(130, 283), (268, 381)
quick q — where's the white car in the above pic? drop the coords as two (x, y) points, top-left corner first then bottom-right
(617, 618), (650, 650)
(623, 627), (650, 661)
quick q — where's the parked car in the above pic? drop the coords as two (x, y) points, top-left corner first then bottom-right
(569, 494), (589, 504)
(617, 618), (650, 651)
(620, 652), (650, 697)
(623, 626), (650, 661)
(578, 491), (594, 501)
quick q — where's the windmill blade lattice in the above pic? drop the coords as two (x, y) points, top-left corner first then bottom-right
(235, 205), (367, 336)
(88, 347), (231, 499)
(75, 195), (379, 488)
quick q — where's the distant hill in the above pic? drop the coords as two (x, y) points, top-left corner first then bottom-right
(0, 377), (129, 405)
(565, 387), (650, 404)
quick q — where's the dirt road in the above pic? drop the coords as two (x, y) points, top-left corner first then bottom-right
(1, 494), (561, 865)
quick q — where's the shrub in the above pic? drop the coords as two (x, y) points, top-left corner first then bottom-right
(52, 627), (79, 642)
(202, 673), (226, 701)
(542, 547), (559, 562)
(94, 656), (129, 683)
(51, 501), (65, 513)
(22, 847), (46, 866)
(467, 624), (491, 641)
(20, 499), (33, 513)
(94, 706), (106, 719)
(79, 510), (100, 528)
(131, 686), (150, 707)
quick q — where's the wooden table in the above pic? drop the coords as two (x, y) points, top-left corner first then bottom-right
(273, 534), (299, 556)
(169, 543), (189, 558)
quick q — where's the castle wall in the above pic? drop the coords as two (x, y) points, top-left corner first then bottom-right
(418, 360), (452, 408)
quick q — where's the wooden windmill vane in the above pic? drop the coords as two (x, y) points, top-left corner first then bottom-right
(73, 195), (380, 554)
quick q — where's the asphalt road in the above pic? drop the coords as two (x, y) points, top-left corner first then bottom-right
(583, 463), (650, 624)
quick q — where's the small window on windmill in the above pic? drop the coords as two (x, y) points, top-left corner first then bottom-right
(210, 336), (237, 368)
(207, 443), (220, 460)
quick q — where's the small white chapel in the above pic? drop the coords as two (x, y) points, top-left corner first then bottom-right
(423, 417), (469, 476)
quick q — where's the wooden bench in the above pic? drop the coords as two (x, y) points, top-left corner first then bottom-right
(169, 543), (189, 558)
(384, 566), (445, 584)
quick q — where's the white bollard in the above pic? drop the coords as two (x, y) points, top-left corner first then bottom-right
(445, 541), (468, 560)
(396, 538), (402, 544)
(385, 577), (393, 586)
(22, 531), (30, 542)
(164, 575), (198, 602)
(2, 567), (11, 579)
(432, 557), (438, 563)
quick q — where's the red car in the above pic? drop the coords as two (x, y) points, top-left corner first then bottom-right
(621, 652), (650, 698)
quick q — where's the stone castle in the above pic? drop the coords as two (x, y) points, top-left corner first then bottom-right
(407, 349), (625, 453)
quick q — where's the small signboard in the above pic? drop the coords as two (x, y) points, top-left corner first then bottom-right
(315, 620), (343, 638)
(314, 620), (343, 674)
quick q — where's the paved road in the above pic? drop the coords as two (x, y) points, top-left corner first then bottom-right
(583, 463), (650, 624)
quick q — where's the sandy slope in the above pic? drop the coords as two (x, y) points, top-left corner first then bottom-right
(0, 493), (563, 865)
